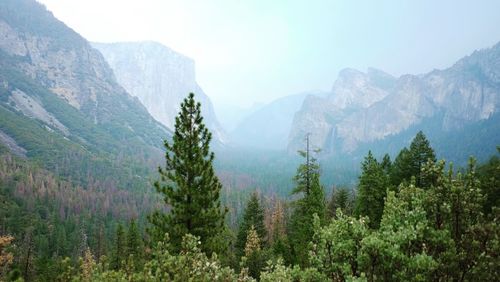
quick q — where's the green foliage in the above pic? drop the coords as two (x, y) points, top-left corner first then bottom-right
(477, 148), (500, 215)
(390, 131), (436, 188)
(260, 258), (327, 282)
(111, 224), (126, 270)
(288, 144), (326, 266)
(358, 186), (437, 281)
(240, 225), (268, 280)
(310, 212), (369, 280)
(88, 234), (250, 282)
(126, 220), (143, 269)
(328, 186), (354, 218)
(409, 131), (437, 187)
(0, 77), (498, 282)
(390, 147), (412, 186)
(355, 151), (388, 228)
(149, 93), (227, 256)
(235, 192), (267, 259)
(310, 142), (499, 281)
(138, 234), (240, 281)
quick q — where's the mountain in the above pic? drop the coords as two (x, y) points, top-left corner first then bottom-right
(215, 102), (264, 133)
(0, 0), (171, 187)
(230, 91), (327, 149)
(92, 41), (225, 143)
(288, 43), (500, 159)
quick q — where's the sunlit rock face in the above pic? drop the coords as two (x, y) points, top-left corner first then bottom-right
(93, 41), (226, 143)
(288, 43), (500, 154)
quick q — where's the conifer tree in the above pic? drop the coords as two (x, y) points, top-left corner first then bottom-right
(380, 153), (392, 175)
(390, 147), (412, 186)
(289, 134), (326, 266)
(126, 219), (142, 259)
(409, 131), (436, 187)
(149, 93), (227, 255)
(236, 192), (267, 258)
(112, 223), (125, 270)
(328, 187), (352, 218)
(269, 200), (291, 263)
(355, 151), (388, 228)
(242, 225), (265, 279)
(477, 147), (500, 215)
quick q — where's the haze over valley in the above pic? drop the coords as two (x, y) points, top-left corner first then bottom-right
(0, 1), (499, 281)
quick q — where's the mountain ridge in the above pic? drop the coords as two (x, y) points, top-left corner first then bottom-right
(287, 41), (500, 155)
(0, 0), (172, 190)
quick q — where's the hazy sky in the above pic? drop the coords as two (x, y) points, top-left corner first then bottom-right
(38, 0), (500, 108)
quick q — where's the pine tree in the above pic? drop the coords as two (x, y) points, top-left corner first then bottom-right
(148, 93), (227, 255)
(126, 219), (142, 260)
(95, 223), (106, 262)
(269, 200), (291, 264)
(380, 153), (392, 175)
(112, 223), (125, 270)
(328, 186), (352, 218)
(289, 134), (326, 266)
(21, 228), (34, 281)
(235, 192), (267, 258)
(409, 131), (436, 187)
(477, 147), (500, 215)
(355, 151), (388, 229)
(390, 147), (412, 186)
(242, 225), (266, 279)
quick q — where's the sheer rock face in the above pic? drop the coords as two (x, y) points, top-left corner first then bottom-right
(329, 67), (395, 110)
(0, 0), (170, 149)
(288, 43), (500, 154)
(0, 18), (124, 111)
(93, 41), (225, 143)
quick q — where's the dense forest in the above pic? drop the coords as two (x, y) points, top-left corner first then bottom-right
(0, 94), (498, 281)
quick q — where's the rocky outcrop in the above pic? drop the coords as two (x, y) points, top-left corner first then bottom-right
(9, 89), (69, 135)
(0, 130), (27, 158)
(288, 68), (397, 152)
(329, 68), (395, 110)
(288, 42), (500, 153)
(93, 41), (225, 143)
(0, 0), (170, 151)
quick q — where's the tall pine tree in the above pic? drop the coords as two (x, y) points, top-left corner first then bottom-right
(328, 186), (352, 218)
(126, 219), (142, 259)
(409, 131), (436, 187)
(112, 223), (125, 270)
(148, 93), (227, 255)
(289, 134), (326, 266)
(390, 147), (412, 186)
(355, 150), (388, 229)
(390, 132), (436, 188)
(235, 192), (267, 258)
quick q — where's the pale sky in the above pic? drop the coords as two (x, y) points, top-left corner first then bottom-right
(37, 0), (500, 108)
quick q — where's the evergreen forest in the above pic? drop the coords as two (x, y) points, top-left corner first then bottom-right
(1, 93), (498, 281)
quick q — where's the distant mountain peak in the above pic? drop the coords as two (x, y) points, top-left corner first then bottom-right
(288, 41), (500, 154)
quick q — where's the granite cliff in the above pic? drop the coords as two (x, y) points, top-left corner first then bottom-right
(93, 41), (225, 143)
(288, 43), (500, 154)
